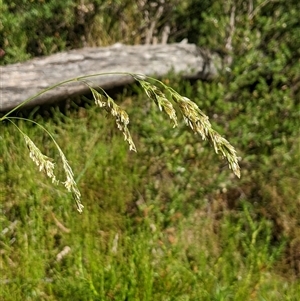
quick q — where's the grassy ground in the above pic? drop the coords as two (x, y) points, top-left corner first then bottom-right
(1, 83), (299, 300)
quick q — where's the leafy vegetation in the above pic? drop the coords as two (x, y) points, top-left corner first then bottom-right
(1, 0), (299, 300)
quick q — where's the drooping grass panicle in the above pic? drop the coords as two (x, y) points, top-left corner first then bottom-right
(175, 96), (210, 140)
(134, 77), (178, 128)
(7, 119), (58, 185)
(3, 72), (241, 215)
(90, 86), (106, 108)
(23, 134), (59, 185)
(208, 130), (240, 178)
(57, 148), (83, 213)
(170, 91), (241, 178)
(90, 87), (136, 152)
(132, 75), (240, 177)
(7, 117), (84, 213)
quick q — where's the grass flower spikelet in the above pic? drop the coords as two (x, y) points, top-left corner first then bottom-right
(57, 148), (84, 213)
(90, 87), (136, 152)
(170, 92), (240, 178)
(134, 76), (240, 177)
(136, 79), (178, 127)
(24, 134), (59, 184)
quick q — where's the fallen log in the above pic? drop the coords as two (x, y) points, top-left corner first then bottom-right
(0, 43), (220, 112)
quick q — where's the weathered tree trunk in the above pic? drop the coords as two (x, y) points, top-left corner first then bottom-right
(0, 43), (220, 112)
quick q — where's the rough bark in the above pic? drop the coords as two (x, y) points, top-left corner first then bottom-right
(0, 43), (220, 112)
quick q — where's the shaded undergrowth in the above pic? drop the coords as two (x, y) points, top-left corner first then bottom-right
(1, 80), (299, 299)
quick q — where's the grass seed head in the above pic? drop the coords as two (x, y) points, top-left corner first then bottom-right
(91, 88), (136, 152)
(170, 92), (241, 178)
(137, 79), (178, 127)
(57, 148), (83, 212)
(24, 134), (59, 184)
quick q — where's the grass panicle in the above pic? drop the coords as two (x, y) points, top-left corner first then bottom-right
(90, 87), (137, 152)
(135, 78), (178, 128)
(23, 134), (59, 185)
(1, 72), (241, 213)
(172, 93), (240, 178)
(7, 118), (84, 213)
(57, 148), (83, 213)
(135, 76), (240, 178)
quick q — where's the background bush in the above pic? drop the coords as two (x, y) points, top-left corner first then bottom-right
(1, 0), (299, 299)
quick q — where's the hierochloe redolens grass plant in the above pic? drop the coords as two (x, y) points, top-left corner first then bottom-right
(1, 72), (240, 212)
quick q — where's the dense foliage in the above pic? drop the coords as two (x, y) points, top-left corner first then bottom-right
(1, 0), (299, 299)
